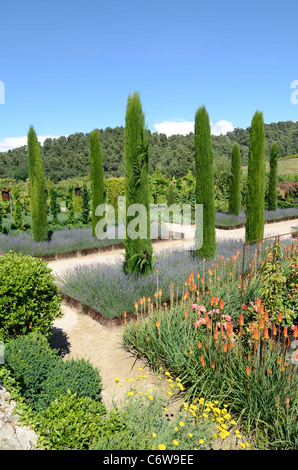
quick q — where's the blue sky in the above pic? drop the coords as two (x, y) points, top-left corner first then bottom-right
(0, 0), (298, 151)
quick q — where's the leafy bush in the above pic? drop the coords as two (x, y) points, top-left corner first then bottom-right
(0, 252), (61, 340)
(36, 357), (103, 411)
(4, 333), (60, 405)
(32, 391), (113, 450)
(4, 333), (103, 411)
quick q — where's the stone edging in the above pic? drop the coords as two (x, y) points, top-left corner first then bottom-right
(61, 294), (134, 328)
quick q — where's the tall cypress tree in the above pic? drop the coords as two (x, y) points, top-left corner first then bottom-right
(268, 142), (278, 211)
(245, 111), (266, 242)
(27, 126), (48, 241)
(50, 187), (60, 225)
(228, 142), (241, 215)
(124, 92), (152, 275)
(89, 129), (105, 237)
(194, 106), (216, 258)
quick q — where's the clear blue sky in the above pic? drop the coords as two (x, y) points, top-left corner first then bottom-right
(0, 0), (298, 149)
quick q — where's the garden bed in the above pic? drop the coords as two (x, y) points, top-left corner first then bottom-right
(56, 235), (297, 326)
(215, 208), (298, 230)
(39, 231), (184, 261)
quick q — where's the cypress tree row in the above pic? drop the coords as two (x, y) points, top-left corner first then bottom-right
(245, 111), (266, 242)
(89, 129), (105, 237)
(194, 106), (216, 258)
(124, 92), (152, 275)
(268, 142), (278, 211)
(27, 126), (48, 241)
(228, 142), (241, 215)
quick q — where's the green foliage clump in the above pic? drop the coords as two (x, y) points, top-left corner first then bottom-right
(27, 126), (48, 241)
(260, 242), (295, 324)
(4, 333), (103, 412)
(268, 142), (279, 211)
(4, 334), (60, 404)
(37, 357), (103, 411)
(194, 106), (216, 258)
(245, 111), (266, 242)
(66, 185), (75, 225)
(32, 391), (113, 450)
(80, 183), (90, 224)
(49, 187), (60, 224)
(0, 252), (61, 340)
(124, 92), (153, 275)
(228, 142), (241, 215)
(12, 185), (24, 230)
(90, 129), (105, 237)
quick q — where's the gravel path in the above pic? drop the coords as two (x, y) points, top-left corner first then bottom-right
(1, 218), (297, 450)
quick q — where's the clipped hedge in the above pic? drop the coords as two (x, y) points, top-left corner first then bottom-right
(0, 252), (61, 340)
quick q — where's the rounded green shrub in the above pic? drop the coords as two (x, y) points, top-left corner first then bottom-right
(36, 357), (103, 411)
(33, 391), (110, 450)
(4, 333), (103, 411)
(4, 333), (60, 404)
(0, 252), (61, 340)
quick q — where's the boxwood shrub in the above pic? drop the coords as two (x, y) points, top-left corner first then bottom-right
(4, 333), (103, 411)
(0, 252), (61, 340)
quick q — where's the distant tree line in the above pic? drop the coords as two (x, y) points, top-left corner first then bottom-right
(1, 120), (298, 182)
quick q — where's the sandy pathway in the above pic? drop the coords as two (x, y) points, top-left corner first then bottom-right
(51, 304), (161, 408)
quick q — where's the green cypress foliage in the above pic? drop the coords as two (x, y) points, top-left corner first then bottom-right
(167, 183), (175, 206)
(0, 203), (2, 233)
(110, 181), (118, 222)
(268, 142), (278, 211)
(194, 106), (216, 258)
(89, 129), (105, 237)
(245, 111), (266, 242)
(27, 126), (48, 241)
(81, 183), (90, 224)
(50, 187), (60, 225)
(66, 185), (75, 225)
(228, 142), (241, 215)
(124, 92), (152, 275)
(12, 186), (24, 230)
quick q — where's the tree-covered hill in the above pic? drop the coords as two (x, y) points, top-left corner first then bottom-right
(1, 120), (298, 182)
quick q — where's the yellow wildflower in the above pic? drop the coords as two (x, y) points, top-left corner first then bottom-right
(179, 422), (185, 427)
(158, 444), (166, 450)
(199, 439), (205, 445)
(173, 440), (179, 446)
